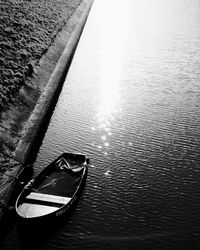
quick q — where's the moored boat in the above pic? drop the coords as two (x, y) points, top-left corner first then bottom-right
(15, 152), (89, 223)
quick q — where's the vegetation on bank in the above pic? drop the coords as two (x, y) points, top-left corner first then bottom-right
(0, 0), (82, 114)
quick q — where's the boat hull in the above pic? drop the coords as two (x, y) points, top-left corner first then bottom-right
(15, 152), (88, 224)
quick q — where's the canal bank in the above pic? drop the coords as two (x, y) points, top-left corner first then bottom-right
(0, 0), (93, 226)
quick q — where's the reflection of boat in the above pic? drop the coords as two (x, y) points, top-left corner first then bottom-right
(15, 153), (89, 223)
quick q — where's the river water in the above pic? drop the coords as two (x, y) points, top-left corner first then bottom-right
(2, 0), (200, 249)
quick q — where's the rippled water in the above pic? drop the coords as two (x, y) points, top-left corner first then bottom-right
(3, 0), (200, 249)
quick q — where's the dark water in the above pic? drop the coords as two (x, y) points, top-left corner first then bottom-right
(2, 0), (200, 249)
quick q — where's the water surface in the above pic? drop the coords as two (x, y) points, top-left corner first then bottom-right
(3, 0), (200, 249)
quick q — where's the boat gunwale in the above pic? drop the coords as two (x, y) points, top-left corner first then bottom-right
(15, 152), (88, 221)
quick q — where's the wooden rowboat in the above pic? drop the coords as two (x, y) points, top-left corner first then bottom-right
(15, 152), (89, 223)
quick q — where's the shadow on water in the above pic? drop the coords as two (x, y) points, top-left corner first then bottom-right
(16, 218), (66, 249)
(0, 208), (17, 249)
(25, 64), (72, 166)
(25, 92), (61, 166)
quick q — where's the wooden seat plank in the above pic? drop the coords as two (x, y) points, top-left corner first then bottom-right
(26, 192), (71, 205)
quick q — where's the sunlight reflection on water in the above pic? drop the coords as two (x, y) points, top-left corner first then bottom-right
(91, 0), (131, 156)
